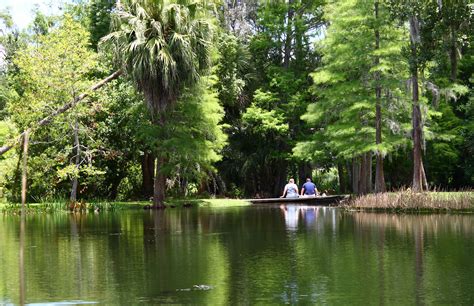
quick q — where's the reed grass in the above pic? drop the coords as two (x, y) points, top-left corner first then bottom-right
(0, 202), (65, 214)
(0, 200), (120, 214)
(346, 190), (474, 212)
(1, 198), (251, 214)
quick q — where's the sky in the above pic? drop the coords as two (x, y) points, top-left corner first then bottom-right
(0, 0), (70, 30)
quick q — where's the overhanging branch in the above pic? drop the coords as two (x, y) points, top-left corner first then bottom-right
(0, 69), (123, 156)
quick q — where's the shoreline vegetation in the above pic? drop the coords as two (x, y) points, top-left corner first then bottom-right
(346, 190), (474, 213)
(0, 198), (252, 214)
(1, 191), (473, 214)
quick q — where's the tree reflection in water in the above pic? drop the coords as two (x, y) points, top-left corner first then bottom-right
(352, 212), (474, 305)
(19, 209), (25, 305)
(1, 208), (472, 304)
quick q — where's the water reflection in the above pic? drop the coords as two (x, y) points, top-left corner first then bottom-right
(352, 212), (474, 235)
(280, 205), (301, 230)
(19, 211), (25, 305)
(0, 208), (473, 304)
(279, 205), (341, 235)
(352, 212), (474, 305)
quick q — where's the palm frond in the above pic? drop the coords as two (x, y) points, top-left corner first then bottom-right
(108, 0), (213, 113)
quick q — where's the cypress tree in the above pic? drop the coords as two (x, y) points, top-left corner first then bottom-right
(296, 0), (410, 194)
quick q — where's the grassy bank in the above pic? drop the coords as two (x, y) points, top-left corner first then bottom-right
(345, 191), (474, 213)
(0, 198), (251, 214)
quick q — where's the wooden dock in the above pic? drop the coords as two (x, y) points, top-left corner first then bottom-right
(249, 195), (350, 206)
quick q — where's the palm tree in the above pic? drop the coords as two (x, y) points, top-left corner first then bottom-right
(103, 0), (213, 207)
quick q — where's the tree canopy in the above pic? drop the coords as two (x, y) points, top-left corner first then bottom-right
(0, 0), (473, 203)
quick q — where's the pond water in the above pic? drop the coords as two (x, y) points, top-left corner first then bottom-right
(1, 205), (473, 305)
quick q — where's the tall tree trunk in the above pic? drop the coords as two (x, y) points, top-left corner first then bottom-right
(421, 160), (428, 191)
(0, 69), (123, 156)
(273, 162), (287, 197)
(347, 160), (353, 193)
(294, 4), (304, 71)
(366, 151), (373, 193)
(21, 131), (29, 208)
(409, 16), (426, 192)
(283, 0), (294, 68)
(215, 173), (226, 196)
(449, 27), (457, 82)
(152, 112), (167, 208)
(358, 154), (368, 195)
(298, 162), (311, 188)
(374, 1), (386, 193)
(141, 152), (155, 198)
(13, 148), (22, 203)
(412, 72), (425, 192)
(180, 178), (188, 196)
(109, 171), (124, 200)
(352, 157), (360, 194)
(70, 120), (80, 202)
(337, 162), (347, 194)
(153, 155), (166, 207)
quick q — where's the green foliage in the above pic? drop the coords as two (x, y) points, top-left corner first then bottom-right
(10, 15), (97, 129)
(242, 90), (288, 135)
(297, 0), (410, 162)
(0, 120), (17, 200)
(0, 10), (25, 120)
(101, 0), (219, 204)
(313, 167), (339, 193)
(214, 0), (327, 197)
(159, 77), (228, 187)
(425, 100), (463, 186)
(103, 0), (213, 114)
(30, 9), (56, 36)
(214, 32), (249, 123)
(84, 76), (148, 199)
(88, 0), (114, 49)
(3, 16), (99, 201)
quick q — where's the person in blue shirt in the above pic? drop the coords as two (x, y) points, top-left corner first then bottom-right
(300, 178), (318, 197)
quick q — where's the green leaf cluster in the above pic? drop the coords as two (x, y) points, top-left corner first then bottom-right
(297, 0), (411, 162)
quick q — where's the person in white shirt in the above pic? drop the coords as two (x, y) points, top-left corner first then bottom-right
(280, 178), (299, 198)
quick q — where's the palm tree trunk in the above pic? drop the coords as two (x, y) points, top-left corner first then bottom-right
(152, 112), (167, 208)
(153, 155), (166, 207)
(141, 152), (155, 198)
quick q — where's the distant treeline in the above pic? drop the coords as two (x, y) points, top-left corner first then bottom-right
(0, 0), (473, 204)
